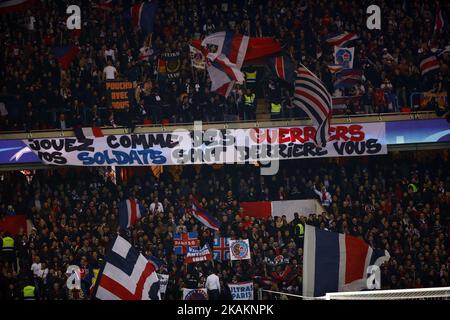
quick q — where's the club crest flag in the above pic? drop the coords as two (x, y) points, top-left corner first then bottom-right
(182, 288), (208, 300)
(334, 47), (355, 69)
(189, 45), (206, 69)
(228, 281), (254, 300)
(229, 239), (251, 260)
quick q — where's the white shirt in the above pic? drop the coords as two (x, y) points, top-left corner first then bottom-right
(26, 16), (36, 31)
(105, 49), (115, 62)
(205, 274), (220, 291)
(103, 65), (117, 80)
(31, 262), (42, 277)
(149, 202), (164, 214)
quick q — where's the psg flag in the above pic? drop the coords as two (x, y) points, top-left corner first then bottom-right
(303, 225), (390, 297)
(92, 235), (161, 300)
(125, 0), (157, 34)
(268, 54), (295, 84)
(119, 198), (146, 229)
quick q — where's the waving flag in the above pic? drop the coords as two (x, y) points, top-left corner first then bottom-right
(119, 198), (146, 229)
(191, 35), (281, 63)
(189, 197), (221, 231)
(125, 0), (157, 34)
(327, 64), (344, 74)
(52, 45), (80, 70)
(434, 4), (445, 34)
(268, 54), (295, 84)
(193, 32), (281, 96)
(334, 69), (363, 89)
(213, 237), (230, 261)
(420, 55), (440, 76)
(0, 0), (35, 14)
(173, 232), (199, 255)
(324, 32), (358, 47)
(303, 225), (390, 298)
(92, 235), (161, 300)
(293, 65), (332, 147)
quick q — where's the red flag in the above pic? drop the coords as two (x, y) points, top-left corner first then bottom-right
(0, 215), (27, 235)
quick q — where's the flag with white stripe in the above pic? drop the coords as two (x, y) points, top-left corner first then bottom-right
(293, 65), (332, 147)
(92, 235), (161, 300)
(420, 55), (440, 76)
(303, 225), (390, 297)
(119, 198), (146, 229)
(324, 31), (358, 47)
(201, 32), (250, 97)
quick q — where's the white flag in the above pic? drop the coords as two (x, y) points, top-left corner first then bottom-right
(229, 239), (251, 260)
(334, 47), (355, 69)
(189, 45), (206, 69)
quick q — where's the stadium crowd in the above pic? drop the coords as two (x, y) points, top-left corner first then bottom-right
(0, 0), (449, 131)
(0, 152), (449, 300)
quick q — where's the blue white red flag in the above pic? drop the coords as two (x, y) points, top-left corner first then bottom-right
(327, 64), (344, 74)
(52, 45), (80, 70)
(268, 54), (295, 84)
(213, 237), (230, 261)
(334, 69), (363, 89)
(119, 198), (146, 229)
(92, 235), (161, 300)
(324, 31), (358, 47)
(303, 225), (390, 297)
(201, 32), (249, 96)
(0, 0), (35, 14)
(190, 196), (221, 231)
(293, 65), (332, 147)
(420, 55), (440, 76)
(125, 0), (157, 34)
(173, 232), (199, 255)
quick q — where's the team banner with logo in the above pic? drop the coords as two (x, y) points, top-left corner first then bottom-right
(162, 51), (181, 78)
(228, 281), (254, 300)
(185, 245), (212, 264)
(189, 45), (206, 69)
(229, 239), (251, 261)
(334, 47), (355, 69)
(22, 122), (386, 166)
(182, 288), (208, 300)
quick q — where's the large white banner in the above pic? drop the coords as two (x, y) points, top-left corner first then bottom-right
(23, 122), (386, 166)
(228, 281), (254, 300)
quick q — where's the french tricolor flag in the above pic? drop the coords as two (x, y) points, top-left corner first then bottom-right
(303, 225), (390, 297)
(127, 0), (157, 35)
(74, 126), (104, 141)
(324, 32), (358, 47)
(190, 196), (221, 231)
(201, 32), (249, 97)
(119, 198), (146, 229)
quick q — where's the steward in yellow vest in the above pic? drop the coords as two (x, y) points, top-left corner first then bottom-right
(23, 285), (36, 300)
